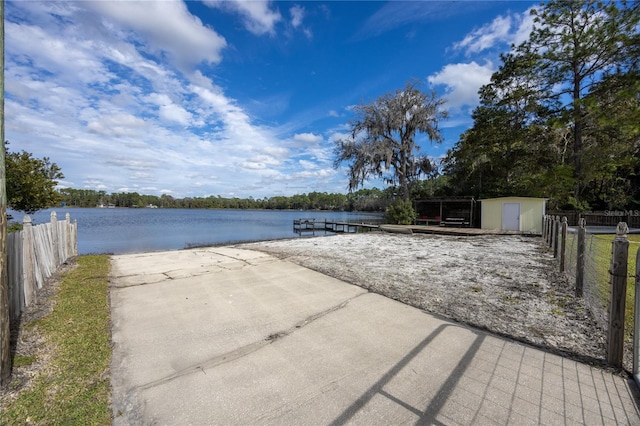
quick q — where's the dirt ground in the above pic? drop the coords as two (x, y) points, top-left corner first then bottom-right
(240, 231), (631, 374)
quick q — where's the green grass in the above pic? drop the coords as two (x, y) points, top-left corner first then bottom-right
(1, 255), (112, 425)
(11, 355), (37, 368)
(585, 234), (640, 343)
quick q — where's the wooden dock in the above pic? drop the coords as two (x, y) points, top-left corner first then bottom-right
(293, 219), (536, 237)
(293, 219), (380, 235)
(405, 225), (528, 236)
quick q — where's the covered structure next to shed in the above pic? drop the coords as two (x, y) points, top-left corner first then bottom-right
(480, 196), (546, 234)
(413, 197), (477, 227)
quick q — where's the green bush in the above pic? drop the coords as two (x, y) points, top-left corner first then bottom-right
(8, 221), (23, 233)
(385, 199), (416, 225)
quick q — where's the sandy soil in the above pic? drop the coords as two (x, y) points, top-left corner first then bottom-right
(239, 231), (629, 373)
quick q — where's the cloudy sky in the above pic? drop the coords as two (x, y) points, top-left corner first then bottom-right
(5, 0), (536, 199)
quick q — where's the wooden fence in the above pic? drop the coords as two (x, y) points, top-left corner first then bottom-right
(7, 211), (77, 321)
(544, 214), (639, 371)
(548, 210), (640, 228)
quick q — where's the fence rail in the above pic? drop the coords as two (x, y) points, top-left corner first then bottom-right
(7, 212), (77, 321)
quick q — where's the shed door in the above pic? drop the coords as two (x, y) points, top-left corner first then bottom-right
(502, 203), (520, 231)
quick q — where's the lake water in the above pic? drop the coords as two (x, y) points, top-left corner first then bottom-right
(9, 208), (383, 255)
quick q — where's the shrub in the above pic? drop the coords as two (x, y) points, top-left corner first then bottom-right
(385, 199), (416, 225)
(8, 221), (23, 233)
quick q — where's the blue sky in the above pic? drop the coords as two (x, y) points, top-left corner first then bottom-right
(5, 0), (537, 199)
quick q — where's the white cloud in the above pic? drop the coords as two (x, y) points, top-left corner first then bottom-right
(293, 133), (323, 144)
(189, 82), (275, 152)
(145, 93), (193, 126)
(290, 5), (304, 28)
(513, 8), (536, 47)
(86, 113), (148, 137)
(85, 0), (227, 69)
(355, 1), (496, 40)
(205, 0), (281, 36)
(239, 161), (267, 170)
(428, 61), (495, 110)
(299, 159), (317, 169)
(106, 158), (157, 172)
(6, 21), (114, 86)
(261, 146), (289, 158)
(289, 4), (312, 38)
(239, 154), (283, 171)
(159, 104), (192, 126)
(454, 8), (537, 56)
(265, 168), (336, 186)
(328, 131), (350, 143)
(454, 15), (512, 54)
(5, 1), (303, 198)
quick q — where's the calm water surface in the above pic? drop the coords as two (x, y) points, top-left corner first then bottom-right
(11, 208), (383, 255)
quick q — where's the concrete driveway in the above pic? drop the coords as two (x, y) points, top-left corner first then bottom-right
(109, 247), (640, 425)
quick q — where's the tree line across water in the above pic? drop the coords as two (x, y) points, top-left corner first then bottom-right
(57, 187), (391, 212)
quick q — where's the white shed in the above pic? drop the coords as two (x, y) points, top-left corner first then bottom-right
(480, 197), (546, 234)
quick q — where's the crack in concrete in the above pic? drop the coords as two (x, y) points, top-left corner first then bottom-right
(204, 249), (271, 268)
(111, 262), (262, 288)
(111, 249), (277, 289)
(135, 292), (367, 392)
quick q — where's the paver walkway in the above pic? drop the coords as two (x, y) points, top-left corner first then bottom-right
(109, 247), (640, 425)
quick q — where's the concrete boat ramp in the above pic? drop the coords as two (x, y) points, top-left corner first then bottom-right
(109, 246), (640, 425)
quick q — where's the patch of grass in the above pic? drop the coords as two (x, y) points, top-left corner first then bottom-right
(587, 234), (640, 344)
(12, 355), (37, 368)
(2, 255), (112, 425)
(469, 285), (483, 293)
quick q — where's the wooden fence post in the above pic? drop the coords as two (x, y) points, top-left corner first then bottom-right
(634, 247), (640, 380)
(65, 213), (72, 258)
(560, 217), (568, 272)
(543, 215), (548, 243)
(576, 218), (586, 297)
(50, 211), (59, 267)
(22, 215), (36, 307)
(548, 215), (553, 248)
(553, 216), (560, 257)
(73, 219), (78, 256)
(608, 222), (629, 368)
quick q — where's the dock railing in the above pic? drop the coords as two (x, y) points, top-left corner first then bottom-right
(293, 218), (383, 235)
(7, 211), (77, 321)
